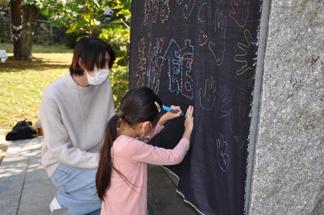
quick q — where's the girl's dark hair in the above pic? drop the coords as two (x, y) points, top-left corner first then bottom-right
(69, 37), (116, 76)
(96, 87), (162, 200)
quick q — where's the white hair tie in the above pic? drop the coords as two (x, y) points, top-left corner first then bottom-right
(154, 101), (161, 112)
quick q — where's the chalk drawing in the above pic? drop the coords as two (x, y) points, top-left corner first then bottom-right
(136, 37), (147, 87)
(234, 29), (253, 76)
(180, 40), (194, 99)
(151, 0), (160, 24)
(176, 0), (197, 20)
(198, 31), (208, 47)
(218, 84), (232, 119)
(208, 8), (227, 66)
(164, 39), (194, 100)
(144, 0), (152, 25)
(230, 0), (250, 28)
(216, 134), (230, 172)
(164, 39), (181, 95)
(199, 76), (217, 110)
(147, 37), (165, 94)
(144, 0), (170, 25)
(135, 37), (166, 94)
(198, 1), (208, 23)
(160, 0), (171, 23)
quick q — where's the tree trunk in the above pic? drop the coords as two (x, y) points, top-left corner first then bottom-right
(10, 0), (37, 60)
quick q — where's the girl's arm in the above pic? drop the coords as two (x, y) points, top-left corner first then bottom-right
(158, 105), (182, 126)
(122, 106), (194, 165)
(122, 136), (190, 165)
(143, 105), (182, 140)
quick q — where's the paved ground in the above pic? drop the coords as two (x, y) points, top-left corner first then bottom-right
(0, 137), (197, 215)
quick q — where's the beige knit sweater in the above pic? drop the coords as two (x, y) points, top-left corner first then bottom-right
(40, 74), (115, 176)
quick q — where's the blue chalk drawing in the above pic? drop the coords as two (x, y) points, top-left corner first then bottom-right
(198, 1), (208, 23)
(164, 39), (194, 100)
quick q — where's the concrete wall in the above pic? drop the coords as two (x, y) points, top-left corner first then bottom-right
(247, 0), (324, 214)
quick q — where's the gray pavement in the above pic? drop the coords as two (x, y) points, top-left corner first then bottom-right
(0, 137), (197, 215)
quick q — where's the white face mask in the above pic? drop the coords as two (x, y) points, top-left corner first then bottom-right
(86, 68), (109, 86)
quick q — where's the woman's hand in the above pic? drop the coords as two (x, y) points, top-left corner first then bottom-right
(183, 105), (194, 141)
(158, 105), (183, 126)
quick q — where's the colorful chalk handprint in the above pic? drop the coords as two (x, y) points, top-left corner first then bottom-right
(234, 29), (253, 76)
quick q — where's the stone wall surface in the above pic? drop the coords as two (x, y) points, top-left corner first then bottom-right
(249, 0), (324, 214)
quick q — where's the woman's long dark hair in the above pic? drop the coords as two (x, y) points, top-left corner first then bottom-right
(96, 87), (162, 200)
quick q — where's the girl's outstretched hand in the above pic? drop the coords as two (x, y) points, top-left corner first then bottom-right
(183, 105), (194, 140)
(159, 105), (183, 126)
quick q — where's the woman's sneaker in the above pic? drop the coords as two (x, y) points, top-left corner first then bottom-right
(49, 197), (62, 214)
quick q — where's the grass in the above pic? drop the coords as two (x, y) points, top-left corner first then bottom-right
(0, 43), (129, 135)
(0, 43), (74, 164)
(0, 43), (73, 134)
(0, 43), (128, 164)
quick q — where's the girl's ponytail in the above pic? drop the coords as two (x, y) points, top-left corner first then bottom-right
(96, 114), (119, 200)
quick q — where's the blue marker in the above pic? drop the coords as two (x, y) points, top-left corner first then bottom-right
(162, 105), (185, 116)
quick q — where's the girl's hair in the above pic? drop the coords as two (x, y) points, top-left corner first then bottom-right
(96, 87), (162, 200)
(69, 37), (116, 76)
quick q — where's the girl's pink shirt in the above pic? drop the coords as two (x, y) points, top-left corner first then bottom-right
(100, 124), (190, 215)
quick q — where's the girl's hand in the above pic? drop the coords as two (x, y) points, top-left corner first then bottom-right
(165, 105), (183, 119)
(159, 105), (183, 126)
(183, 106), (194, 140)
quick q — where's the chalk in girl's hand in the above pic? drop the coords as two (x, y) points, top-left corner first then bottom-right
(162, 105), (185, 116)
(162, 105), (177, 113)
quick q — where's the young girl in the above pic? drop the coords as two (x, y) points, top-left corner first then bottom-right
(96, 87), (194, 215)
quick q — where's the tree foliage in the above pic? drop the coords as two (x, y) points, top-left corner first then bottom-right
(2, 0), (130, 104)
(38, 0), (130, 65)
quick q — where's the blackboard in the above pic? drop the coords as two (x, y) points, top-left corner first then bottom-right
(129, 1), (262, 214)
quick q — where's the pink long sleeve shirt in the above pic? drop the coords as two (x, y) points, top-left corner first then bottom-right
(100, 124), (190, 215)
